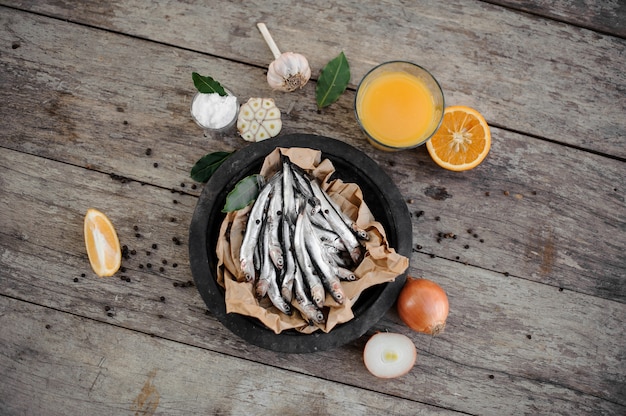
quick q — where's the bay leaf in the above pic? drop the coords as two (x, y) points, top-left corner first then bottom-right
(192, 72), (227, 96)
(190, 151), (233, 183)
(222, 174), (264, 213)
(316, 51), (350, 109)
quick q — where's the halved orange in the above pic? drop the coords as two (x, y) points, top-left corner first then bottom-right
(84, 208), (121, 277)
(426, 106), (491, 171)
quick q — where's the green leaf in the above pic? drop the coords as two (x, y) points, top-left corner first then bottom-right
(190, 151), (233, 183)
(222, 174), (264, 213)
(316, 51), (351, 109)
(192, 72), (227, 96)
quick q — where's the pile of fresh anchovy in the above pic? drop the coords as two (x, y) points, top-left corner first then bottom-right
(239, 155), (369, 325)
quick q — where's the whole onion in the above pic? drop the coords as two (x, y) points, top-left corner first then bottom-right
(397, 277), (449, 335)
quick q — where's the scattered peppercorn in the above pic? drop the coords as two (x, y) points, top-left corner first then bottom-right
(455, 256), (460, 260)
(485, 191), (490, 196)
(416, 244), (422, 250)
(464, 245), (470, 249)
(123, 120), (128, 125)
(135, 233), (141, 238)
(107, 312), (114, 317)
(162, 259), (167, 265)
(152, 243), (158, 250)
(434, 216), (440, 221)
(415, 210), (424, 217)
(170, 217), (177, 222)
(153, 162), (159, 168)
(531, 191), (537, 195)
(191, 184), (197, 190)
(12, 42), (20, 49)
(480, 239), (484, 243)
(467, 229), (473, 234)
(429, 253), (435, 258)
(159, 267), (164, 272)
(559, 287), (564, 292)
(45, 324), (51, 329)
(139, 264), (144, 269)
(173, 282), (179, 287)
(73, 277), (79, 282)
(81, 273), (86, 277)
(131, 249), (137, 255)
(172, 263), (178, 268)
(105, 306), (111, 311)
(173, 200), (178, 204)
(133, 225), (139, 231)
(145, 148), (152, 156)
(527, 334), (532, 339)
(504, 272), (510, 277)
(180, 183), (186, 188)
(121, 267), (126, 272)
(146, 251), (151, 256)
(436, 238), (442, 243)
(473, 233), (479, 238)
(160, 296), (165, 302)
(489, 375), (494, 379)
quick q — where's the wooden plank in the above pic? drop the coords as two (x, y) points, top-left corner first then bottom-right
(0, 297), (456, 416)
(486, 0), (626, 37)
(1, 9), (624, 302)
(2, 1), (624, 157)
(1, 149), (624, 415)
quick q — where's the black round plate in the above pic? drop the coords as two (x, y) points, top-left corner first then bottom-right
(189, 134), (412, 353)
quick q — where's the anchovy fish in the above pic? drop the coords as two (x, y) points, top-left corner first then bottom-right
(280, 217), (295, 303)
(294, 208), (325, 308)
(267, 176), (284, 270)
(302, 212), (345, 304)
(293, 263), (325, 324)
(239, 181), (273, 281)
(307, 177), (363, 264)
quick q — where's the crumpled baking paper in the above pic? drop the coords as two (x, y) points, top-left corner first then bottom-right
(215, 147), (409, 334)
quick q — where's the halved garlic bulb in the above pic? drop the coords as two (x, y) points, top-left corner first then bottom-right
(363, 332), (417, 379)
(237, 97), (282, 142)
(257, 23), (311, 92)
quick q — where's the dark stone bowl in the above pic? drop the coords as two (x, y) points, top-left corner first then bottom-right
(189, 134), (412, 353)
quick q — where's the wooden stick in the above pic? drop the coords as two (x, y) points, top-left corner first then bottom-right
(256, 23), (282, 60)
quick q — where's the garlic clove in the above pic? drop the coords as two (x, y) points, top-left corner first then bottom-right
(237, 97), (282, 142)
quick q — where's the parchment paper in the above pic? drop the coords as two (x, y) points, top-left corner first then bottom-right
(215, 147), (409, 334)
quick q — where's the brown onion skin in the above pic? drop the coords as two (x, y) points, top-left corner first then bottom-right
(397, 277), (449, 335)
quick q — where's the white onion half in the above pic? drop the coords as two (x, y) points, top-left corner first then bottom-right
(363, 332), (417, 378)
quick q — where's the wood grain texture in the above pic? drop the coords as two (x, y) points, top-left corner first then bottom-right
(486, 0), (626, 37)
(0, 149), (624, 415)
(2, 0), (625, 157)
(1, 2), (625, 415)
(1, 10), (624, 302)
(0, 297), (455, 416)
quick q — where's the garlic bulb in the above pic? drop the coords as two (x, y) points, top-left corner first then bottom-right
(237, 97), (282, 142)
(257, 23), (311, 92)
(267, 52), (311, 92)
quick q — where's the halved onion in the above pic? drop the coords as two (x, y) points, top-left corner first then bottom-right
(363, 332), (417, 378)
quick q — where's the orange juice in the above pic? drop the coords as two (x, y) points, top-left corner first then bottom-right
(355, 62), (444, 150)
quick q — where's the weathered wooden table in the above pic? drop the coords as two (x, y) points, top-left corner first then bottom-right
(1, 1), (624, 415)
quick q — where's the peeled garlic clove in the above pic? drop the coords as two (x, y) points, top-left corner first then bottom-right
(237, 97), (282, 142)
(267, 52), (311, 92)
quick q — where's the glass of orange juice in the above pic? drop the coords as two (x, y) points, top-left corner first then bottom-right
(355, 61), (444, 151)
